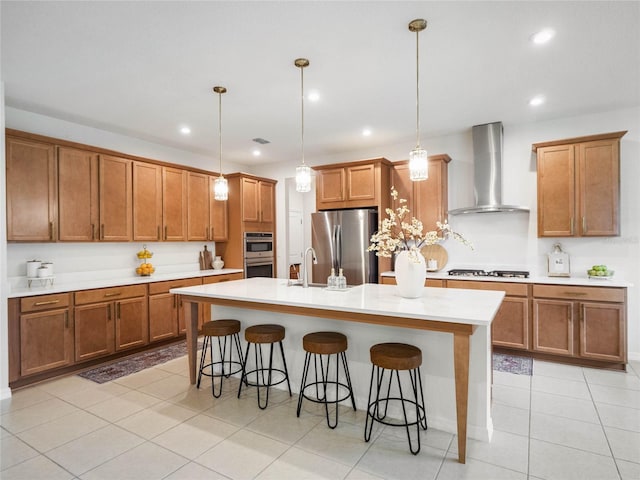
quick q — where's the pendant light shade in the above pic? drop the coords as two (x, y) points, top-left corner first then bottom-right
(295, 58), (311, 193)
(408, 18), (428, 182)
(213, 86), (228, 201)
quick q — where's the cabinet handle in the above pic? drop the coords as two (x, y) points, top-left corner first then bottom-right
(563, 291), (587, 296)
(91, 224), (95, 241)
(173, 295), (177, 308)
(107, 305), (111, 320)
(157, 226), (161, 240)
(64, 311), (69, 328)
(570, 217), (574, 235)
(34, 299), (60, 306)
(101, 224), (105, 240)
(165, 226), (168, 240)
(49, 222), (54, 240)
(582, 217), (586, 234)
(104, 292), (122, 297)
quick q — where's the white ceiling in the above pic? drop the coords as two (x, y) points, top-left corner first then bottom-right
(2, 1), (639, 167)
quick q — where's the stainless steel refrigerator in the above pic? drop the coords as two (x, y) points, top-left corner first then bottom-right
(311, 209), (378, 285)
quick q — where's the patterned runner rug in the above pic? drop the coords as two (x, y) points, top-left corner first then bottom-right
(492, 352), (533, 375)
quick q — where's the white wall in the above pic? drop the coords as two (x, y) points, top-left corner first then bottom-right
(1, 83), (10, 399)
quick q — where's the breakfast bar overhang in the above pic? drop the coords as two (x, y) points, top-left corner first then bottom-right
(172, 278), (505, 464)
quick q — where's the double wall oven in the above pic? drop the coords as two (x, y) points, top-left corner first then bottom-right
(244, 232), (275, 278)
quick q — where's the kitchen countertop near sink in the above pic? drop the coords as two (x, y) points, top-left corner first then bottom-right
(8, 268), (244, 298)
(380, 270), (633, 288)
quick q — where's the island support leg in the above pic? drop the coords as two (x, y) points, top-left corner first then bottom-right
(453, 332), (470, 464)
(185, 299), (200, 385)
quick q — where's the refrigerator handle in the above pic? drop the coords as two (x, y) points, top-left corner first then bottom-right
(335, 224), (342, 269)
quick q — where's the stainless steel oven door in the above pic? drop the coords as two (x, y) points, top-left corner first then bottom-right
(244, 232), (274, 257)
(244, 256), (274, 278)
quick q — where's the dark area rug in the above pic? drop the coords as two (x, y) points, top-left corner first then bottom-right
(492, 352), (533, 375)
(77, 341), (200, 384)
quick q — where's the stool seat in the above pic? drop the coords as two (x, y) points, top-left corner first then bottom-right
(245, 324), (285, 344)
(370, 342), (422, 371)
(303, 331), (347, 355)
(201, 319), (241, 337)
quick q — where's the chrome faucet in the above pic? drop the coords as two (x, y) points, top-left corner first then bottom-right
(301, 247), (317, 288)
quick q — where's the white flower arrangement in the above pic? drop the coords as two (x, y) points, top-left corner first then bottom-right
(368, 187), (473, 262)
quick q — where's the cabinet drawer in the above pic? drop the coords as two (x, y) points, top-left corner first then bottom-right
(21, 293), (71, 312)
(75, 284), (147, 305)
(447, 280), (528, 297)
(149, 277), (201, 295)
(533, 284), (624, 302)
(202, 272), (243, 284)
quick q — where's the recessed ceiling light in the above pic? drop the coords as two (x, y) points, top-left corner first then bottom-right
(308, 90), (320, 102)
(252, 149), (261, 156)
(180, 126), (191, 135)
(529, 95), (545, 107)
(531, 28), (555, 45)
(362, 128), (372, 137)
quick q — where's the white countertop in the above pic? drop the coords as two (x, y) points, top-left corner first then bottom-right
(380, 271), (633, 288)
(7, 268), (244, 298)
(170, 277), (505, 327)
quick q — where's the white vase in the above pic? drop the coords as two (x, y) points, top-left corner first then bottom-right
(212, 256), (224, 270)
(394, 250), (426, 298)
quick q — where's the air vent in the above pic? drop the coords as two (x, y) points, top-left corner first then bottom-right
(252, 138), (270, 144)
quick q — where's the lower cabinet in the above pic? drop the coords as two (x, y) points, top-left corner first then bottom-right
(148, 277), (201, 342)
(379, 276), (444, 288)
(74, 285), (148, 362)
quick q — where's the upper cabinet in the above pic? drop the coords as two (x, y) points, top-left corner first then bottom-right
(6, 136), (57, 242)
(313, 158), (391, 210)
(162, 167), (187, 241)
(133, 161), (163, 242)
(209, 176), (228, 242)
(227, 174), (276, 230)
(187, 171), (210, 241)
(392, 154), (451, 231)
(99, 155), (133, 241)
(533, 131), (626, 237)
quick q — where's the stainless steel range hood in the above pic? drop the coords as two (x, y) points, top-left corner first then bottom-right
(449, 122), (529, 215)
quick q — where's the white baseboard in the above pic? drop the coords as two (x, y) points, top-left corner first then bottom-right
(628, 351), (640, 362)
(0, 387), (12, 400)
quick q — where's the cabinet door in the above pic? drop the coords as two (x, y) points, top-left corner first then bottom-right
(187, 172), (210, 241)
(133, 161), (163, 241)
(209, 177), (228, 241)
(346, 164), (376, 202)
(20, 308), (73, 376)
(579, 302), (625, 362)
(537, 145), (575, 237)
(6, 137), (57, 241)
(75, 302), (115, 362)
(317, 168), (345, 205)
(58, 147), (99, 241)
(492, 297), (530, 350)
(577, 139), (620, 236)
(259, 181), (275, 224)
(99, 155), (132, 241)
(148, 293), (179, 342)
(115, 297), (148, 351)
(391, 163), (413, 211)
(162, 167), (187, 240)
(241, 177), (260, 222)
(532, 299), (574, 356)
(415, 159), (448, 230)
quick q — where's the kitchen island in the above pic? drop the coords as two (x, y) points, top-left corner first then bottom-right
(171, 277), (505, 464)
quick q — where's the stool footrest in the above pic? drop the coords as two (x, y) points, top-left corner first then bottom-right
(366, 397), (426, 428)
(300, 381), (354, 405)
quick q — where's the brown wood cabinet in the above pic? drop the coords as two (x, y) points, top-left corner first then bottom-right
(534, 131), (626, 237)
(210, 175), (228, 242)
(187, 172), (210, 241)
(99, 155), (133, 241)
(74, 285), (148, 362)
(133, 161), (163, 241)
(379, 276), (444, 288)
(6, 136), (57, 241)
(148, 277), (201, 341)
(313, 158), (392, 211)
(162, 167), (187, 241)
(392, 155), (451, 231)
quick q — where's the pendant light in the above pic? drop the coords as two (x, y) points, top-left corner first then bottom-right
(295, 58), (311, 193)
(213, 86), (228, 201)
(408, 18), (428, 181)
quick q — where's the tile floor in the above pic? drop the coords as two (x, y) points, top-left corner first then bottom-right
(1, 355), (639, 480)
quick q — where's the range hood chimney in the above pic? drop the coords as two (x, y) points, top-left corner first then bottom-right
(449, 122), (529, 215)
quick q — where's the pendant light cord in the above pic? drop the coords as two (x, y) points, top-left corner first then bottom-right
(300, 64), (305, 165)
(218, 90), (223, 178)
(415, 29), (421, 150)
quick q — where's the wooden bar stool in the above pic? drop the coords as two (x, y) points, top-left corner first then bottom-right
(296, 331), (356, 428)
(364, 342), (428, 454)
(237, 324), (292, 409)
(197, 319), (244, 398)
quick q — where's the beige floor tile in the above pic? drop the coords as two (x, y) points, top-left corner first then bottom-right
(590, 383), (640, 409)
(80, 441), (188, 480)
(203, 393), (266, 427)
(162, 461), (228, 480)
(246, 400), (323, 444)
(596, 402), (640, 432)
(166, 386), (219, 412)
(0, 434), (40, 470)
(54, 380), (130, 409)
(86, 389), (163, 422)
(530, 411), (610, 455)
(0, 397), (80, 434)
(533, 360), (585, 381)
(437, 452), (527, 479)
(113, 366), (173, 389)
(583, 367), (640, 391)
(152, 413), (239, 459)
(618, 458), (640, 480)
(16, 410), (108, 452)
(491, 403), (530, 436)
(344, 469), (385, 480)
(194, 429), (289, 480)
(492, 370), (532, 390)
(529, 439), (620, 480)
(115, 401), (197, 439)
(0, 387), (53, 414)
(36, 375), (95, 397)
(0, 454), (74, 480)
(449, 429), (529, 473)
(491, 384), (530, 410)
(256, 446), (352, 479)
(604, 426), (640, 464)
(531, 390), (600, 423)
(379, 422), (452, 452)
(155, 356), (191, 376)
(137, 373), (193, 400)
(531, 375), (591, 399)
(46, 424), (145, 476)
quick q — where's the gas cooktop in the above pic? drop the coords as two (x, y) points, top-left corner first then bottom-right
(447, 269), (530, 278)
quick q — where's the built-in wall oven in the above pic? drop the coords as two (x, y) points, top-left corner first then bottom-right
(244, 232), (275, 278)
